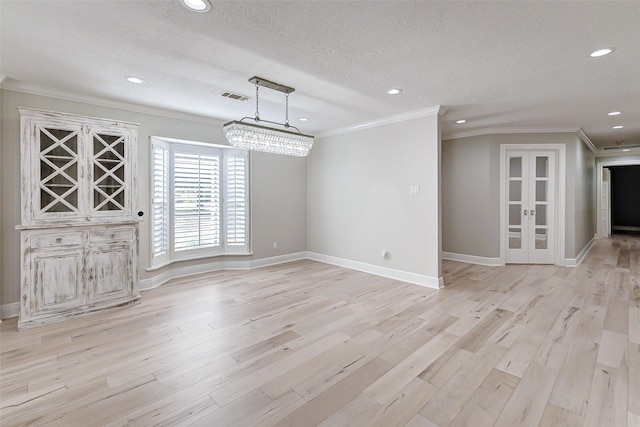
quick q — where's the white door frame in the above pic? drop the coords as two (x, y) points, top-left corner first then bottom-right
(601, 168), (611, 238)
(500, 144), (566, 266)
(596, 157), (640, 239)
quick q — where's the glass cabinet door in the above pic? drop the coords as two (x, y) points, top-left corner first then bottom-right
(34, 124), (83, 220)
(89, 128), (131, 218)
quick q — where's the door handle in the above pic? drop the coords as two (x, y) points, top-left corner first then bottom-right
(530, 210), (535, 216)
(523, 209), (528, 216)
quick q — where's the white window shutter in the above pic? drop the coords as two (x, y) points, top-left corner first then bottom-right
(173, 151), (221, 251)
(151, 141), (169, 258)
(225, 151), (248, 248)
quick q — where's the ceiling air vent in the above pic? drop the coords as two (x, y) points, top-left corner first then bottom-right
(603, 143), (640, 150)
(220, 91), (249, 102)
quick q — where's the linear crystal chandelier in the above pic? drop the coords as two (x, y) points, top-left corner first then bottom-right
(223, 77), (314, 157)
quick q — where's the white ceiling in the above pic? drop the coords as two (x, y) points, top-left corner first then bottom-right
(1, 1), (639, 150)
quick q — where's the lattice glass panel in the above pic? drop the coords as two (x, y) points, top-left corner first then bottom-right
(38, 127), (80, 213)
(92, 133), (126, 212)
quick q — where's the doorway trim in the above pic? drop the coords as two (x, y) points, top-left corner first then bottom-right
(596, 157), (640, 239)
(500, 144), (566, 266)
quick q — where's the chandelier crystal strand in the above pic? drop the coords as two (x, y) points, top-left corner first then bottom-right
(223, 121), (313, 156)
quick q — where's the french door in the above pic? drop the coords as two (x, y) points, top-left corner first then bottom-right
(506, 150), (556, 264)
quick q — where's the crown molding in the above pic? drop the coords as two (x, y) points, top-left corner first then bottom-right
(577, 128), (598, 153)
(594, 148), (640, 158)
(444, 126), (581, 141)
(0, 78), (222, 126)
(317, 105), (444, 139)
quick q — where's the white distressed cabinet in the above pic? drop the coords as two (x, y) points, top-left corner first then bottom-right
(17, 108), (140, 329)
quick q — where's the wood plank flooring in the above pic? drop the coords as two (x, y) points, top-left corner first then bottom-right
(1, 235), (639, 426)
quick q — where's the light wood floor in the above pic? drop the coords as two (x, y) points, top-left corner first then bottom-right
(1, 235), (639, 426)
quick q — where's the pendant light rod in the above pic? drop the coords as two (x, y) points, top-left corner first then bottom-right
(248, 76), (295, 94)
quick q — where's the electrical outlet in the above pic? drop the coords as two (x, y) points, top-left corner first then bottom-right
(273, 241), (278, 250)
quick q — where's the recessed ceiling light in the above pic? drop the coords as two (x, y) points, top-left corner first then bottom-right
(299, 117), (309, 122)
(455, 119), (467, 124)
(590, 48), (615, 58)
(612, 125), (624, 129)
(387, 88), (402, 95)
(125, 76), (145, 84)
(608, 111), (622, 116)
(181, 0), (211, 12)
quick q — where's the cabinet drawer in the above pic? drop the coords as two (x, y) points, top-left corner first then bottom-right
(31, 232), (84, 248)
(89, 228), (134, 243)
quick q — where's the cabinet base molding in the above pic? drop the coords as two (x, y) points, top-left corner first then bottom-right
(18, 296), (140, 330)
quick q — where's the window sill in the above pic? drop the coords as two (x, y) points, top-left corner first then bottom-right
(146, 251), (253, 272)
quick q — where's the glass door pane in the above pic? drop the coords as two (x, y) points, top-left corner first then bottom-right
(535, 228), (548, 249)
(509, 157), (522, 178)
(535, 180), (547, 202)
(532, 155), (550, 253)
(508, 156), (524, 250)
(536, 156), (549, 178)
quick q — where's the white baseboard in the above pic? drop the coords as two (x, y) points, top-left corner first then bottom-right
(247, 252), (309, 269)
(441, 251), (502, 267)
(139, 252), (308, 291)
(1, 302), (20, 320)
(564, 236), (596, 267)
(612, 225), (640, 232)
(2, 250), (444, 319)
(306, 252), (444, 289)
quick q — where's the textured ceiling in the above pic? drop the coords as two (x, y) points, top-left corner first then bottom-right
(1, 1), (639, 150)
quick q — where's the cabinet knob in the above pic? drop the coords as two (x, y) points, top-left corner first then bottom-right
(137, 211), (144, 217)
(56, 237), (62, 243)
(86, 215), (91, 221)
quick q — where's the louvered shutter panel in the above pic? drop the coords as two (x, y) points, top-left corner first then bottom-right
(152, 142), (169, 258)
(173, 150), (221, 251)
(225, 152), (248, 248)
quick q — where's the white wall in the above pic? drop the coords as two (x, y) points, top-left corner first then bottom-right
(0, 89), (307, 309)
(307, 111), (442, 287)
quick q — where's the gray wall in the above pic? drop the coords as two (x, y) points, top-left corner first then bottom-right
(1, 89), (307, 307)
(442, 132), (596, 260)
(441, 134), (500, 257)
(0, 89), (3, 311)
(573, 135), (596, 255)
(307, 113), (442, 281)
